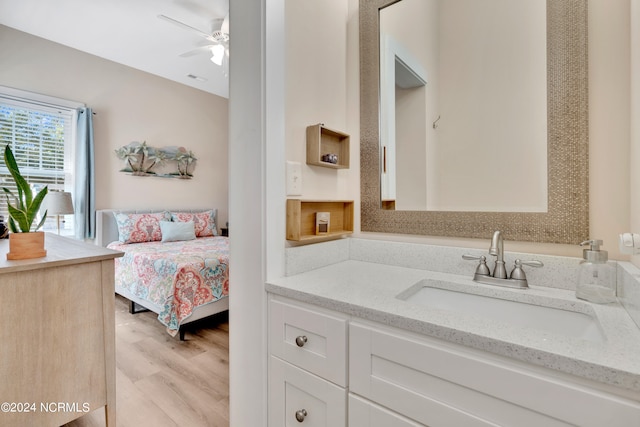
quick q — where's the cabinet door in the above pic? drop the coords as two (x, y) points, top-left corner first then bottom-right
(269, 356), (346, 427)
(0, 261), (112, 427)
(350, 322), (640, 427)
(349, 394), (423, 427)
(269, 297), (348, 386)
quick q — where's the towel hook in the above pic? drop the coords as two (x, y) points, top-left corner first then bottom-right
(432, 115), (441, 129)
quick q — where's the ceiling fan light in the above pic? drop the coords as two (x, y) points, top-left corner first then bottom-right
(210, 44), (225, 66)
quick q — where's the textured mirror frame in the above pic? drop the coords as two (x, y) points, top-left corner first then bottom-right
(360, 0), (589, 244)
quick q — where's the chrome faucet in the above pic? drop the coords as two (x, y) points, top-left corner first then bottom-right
(463, 231), (543, 289)
(489, 230), (507, 279)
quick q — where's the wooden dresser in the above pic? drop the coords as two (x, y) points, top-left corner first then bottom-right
(0, 234), (123, 427)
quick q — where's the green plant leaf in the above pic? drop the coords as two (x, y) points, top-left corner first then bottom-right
(7, 202), (29, 232)
(7, 216), (17, 233)
(2, 187), (15, 199)
(28, 186), (48, 231)
(4, 145), (33, 207)
(3, 145), (49, 232)
(34, 210), (48, 232)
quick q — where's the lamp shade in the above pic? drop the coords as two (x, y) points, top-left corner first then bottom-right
(46, 191), (74, 216)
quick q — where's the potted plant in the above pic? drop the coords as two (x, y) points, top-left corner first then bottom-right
(2, 144), (48, 260)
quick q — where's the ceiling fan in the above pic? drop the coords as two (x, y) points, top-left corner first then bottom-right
(158, 13), (229, 73)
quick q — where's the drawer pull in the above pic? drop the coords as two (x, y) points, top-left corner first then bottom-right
(295, 409), (308, 422)
(295, 335), (308, 347)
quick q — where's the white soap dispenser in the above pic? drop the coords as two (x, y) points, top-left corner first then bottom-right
(576, 239), (616, 303)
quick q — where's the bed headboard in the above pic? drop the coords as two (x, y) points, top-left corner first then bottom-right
(95, 208), (218, 247)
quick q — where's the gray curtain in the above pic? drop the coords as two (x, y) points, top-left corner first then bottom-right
(75, 108), (95, 239)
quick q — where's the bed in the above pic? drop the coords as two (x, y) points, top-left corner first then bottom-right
(96, 209), (229, 340)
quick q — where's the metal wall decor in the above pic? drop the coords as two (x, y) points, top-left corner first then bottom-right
(115, 141), (197, 179)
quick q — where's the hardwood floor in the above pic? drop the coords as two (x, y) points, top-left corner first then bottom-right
(63, 295), (230, 427)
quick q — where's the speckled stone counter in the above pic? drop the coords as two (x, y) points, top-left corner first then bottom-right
(268, 239), (640, 395)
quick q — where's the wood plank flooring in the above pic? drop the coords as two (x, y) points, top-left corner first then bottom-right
(63, 295), (230, 427)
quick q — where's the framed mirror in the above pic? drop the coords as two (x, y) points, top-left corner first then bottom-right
(360, 0), (589, 244)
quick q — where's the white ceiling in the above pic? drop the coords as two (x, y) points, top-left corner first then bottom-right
(0, 0), (230, 98)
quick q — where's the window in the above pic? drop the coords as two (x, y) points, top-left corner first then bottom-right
(0, 87), (80, 235)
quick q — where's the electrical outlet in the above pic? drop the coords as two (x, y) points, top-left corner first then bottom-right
(286, 161), (302, 196)
(619, 233), (640, 255)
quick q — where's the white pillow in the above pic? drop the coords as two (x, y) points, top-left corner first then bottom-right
(160, 220), (196, 243)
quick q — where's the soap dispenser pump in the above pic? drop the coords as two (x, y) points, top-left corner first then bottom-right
(576, 239), (616, 303)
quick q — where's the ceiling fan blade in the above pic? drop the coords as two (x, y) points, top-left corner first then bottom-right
(179, 45), (215, 58)
(157, 14), (214, 41)
(221, 14), (229, 35)
(195, 38), (216, 47)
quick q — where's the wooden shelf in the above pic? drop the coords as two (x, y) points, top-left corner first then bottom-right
(306, 124), (350, 169)
(286, 199), (354, 243)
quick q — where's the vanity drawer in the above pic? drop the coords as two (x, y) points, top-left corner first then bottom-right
(350, 322), (640, 427)
(269, 297), (348, 386)
(268, 356), (346, 427)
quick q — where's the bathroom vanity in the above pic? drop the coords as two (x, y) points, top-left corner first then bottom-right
(266, 239), (640, 427)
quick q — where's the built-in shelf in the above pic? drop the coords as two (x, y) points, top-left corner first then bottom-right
(306, 124), (350, 169)
(381, 200), (396, 210)
(286, 199), (354, 243)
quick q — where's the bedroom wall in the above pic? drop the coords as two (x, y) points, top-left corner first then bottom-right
(0, 25), (229, 230)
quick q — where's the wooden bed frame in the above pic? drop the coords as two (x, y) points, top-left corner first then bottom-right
(95, 209), (229, 340)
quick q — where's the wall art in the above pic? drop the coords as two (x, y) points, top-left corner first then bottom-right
(115, 141), (197, 179)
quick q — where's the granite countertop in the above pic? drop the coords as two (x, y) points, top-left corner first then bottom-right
(266, 259), (640, 394)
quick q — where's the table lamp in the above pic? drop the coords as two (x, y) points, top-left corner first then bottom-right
(46, 191), (74, 234)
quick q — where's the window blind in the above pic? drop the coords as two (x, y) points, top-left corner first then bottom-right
(0, 98), (74, 231)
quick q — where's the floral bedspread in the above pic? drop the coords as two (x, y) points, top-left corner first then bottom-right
(107, 236), (229, 335)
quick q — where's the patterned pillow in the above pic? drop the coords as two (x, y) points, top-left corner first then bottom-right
(170, 210), (218, 237)
(114, 211), (171, 244)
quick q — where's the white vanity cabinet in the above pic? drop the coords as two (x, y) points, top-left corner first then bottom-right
(267, 295), (640, 427)
(268, 296), (348, 426)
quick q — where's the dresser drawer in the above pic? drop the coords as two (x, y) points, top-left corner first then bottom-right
(350, 322), (640, 427)
(268, 356), (346, 427)
(269, 297), (348, 386)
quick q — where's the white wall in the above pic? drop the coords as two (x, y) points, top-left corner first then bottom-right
(0, 25), (229, 227)
(631, 0), (640, 268)
(229, 0), (286, 424)
(587, 0), (630, 261)
(437, 0), (547, 212)
(381, 0), (547, 212)
(396, 85), (428, 210)
(285, 0), (352, 202)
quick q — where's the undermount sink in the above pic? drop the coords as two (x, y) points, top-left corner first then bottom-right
(398, 280), (605, 343)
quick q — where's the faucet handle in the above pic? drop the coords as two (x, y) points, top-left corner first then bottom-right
(462, 254), (491, 276)
(518, 260), (544, 268)
(510, 259), (543, 281)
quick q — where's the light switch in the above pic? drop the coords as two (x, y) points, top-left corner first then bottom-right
(286, 161), (302, 196)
